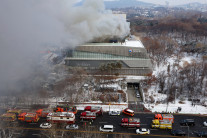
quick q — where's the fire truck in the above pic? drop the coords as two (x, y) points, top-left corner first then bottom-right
(154, 114), (174, 123)
(151, 120), (172, 129)
(54, 105), (77, 114)
(36, 109), (50, 118)
(1, 113), (16, 121)
(7, 109), (22, 115)
(47, 112), (75, 124)
(84, 106), (103, 116)
(80, 111), (96, 121)
(120, 118), (140, 127)
(18, 112), (40, 123)
(0, 109), (22, 121)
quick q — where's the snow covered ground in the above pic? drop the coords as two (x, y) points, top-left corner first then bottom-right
(144, 53), (207, 114)
(144, 100), (207, 114)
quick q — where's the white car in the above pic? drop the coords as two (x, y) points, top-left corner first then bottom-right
(66, 124), (79, 130)
(136, 93), (140, 98)
(203, 121), (207, 127)
(136, 128), (150, 134)
(108, 111), (120, 116)
(99, 125), (114, 132)
(40, 123), (52, 129)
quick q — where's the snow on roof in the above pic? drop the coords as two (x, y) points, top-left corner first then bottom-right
(82, 40), (144, 48)
(123, 40), (144, 48)
(126, 108), (134, 113)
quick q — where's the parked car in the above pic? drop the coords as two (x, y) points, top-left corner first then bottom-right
(196, 131), (207, 137)
(65, 124), (79, 130)
(108, 111), (120, 116)
(180, 119), (195, 126)
(40, 123), (52, 129)
(203, 121), (207, 127)
(171, 129), (186, 136)
(99, 125), (114, 132)
(122, 108), (134, 116)
(136, 128), (150, 134)
(136, 92), (140, 98)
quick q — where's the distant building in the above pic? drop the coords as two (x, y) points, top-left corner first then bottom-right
(64, 40), (152, 76)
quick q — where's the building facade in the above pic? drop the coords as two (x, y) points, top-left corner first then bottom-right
(65, 40), (152, 76)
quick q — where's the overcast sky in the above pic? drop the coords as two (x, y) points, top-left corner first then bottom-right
(104, 0), (207, 6)
(141, 0), (207, 6)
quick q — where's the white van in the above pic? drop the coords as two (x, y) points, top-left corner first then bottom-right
(99, 125), (114, 132)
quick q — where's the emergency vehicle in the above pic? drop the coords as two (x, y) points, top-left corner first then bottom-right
(80, 111), (96, 120)
(1, 113), (16, 121)
(54, 105), (77, 114)
(151, 120), (172, 129)
(154, 114), (174, 123)
(120, 118), (140, 127)
(122, 108), (134, 116)
(36, 109), (50, 118)
(47, 112), (75, 124)
(18, 112), (40, 123)
(84, 106), (103, 116)
(7, 109), (21, 115)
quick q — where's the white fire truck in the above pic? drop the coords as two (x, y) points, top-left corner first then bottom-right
(47, 112), (75, 124)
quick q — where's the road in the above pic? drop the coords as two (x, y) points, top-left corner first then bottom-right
(3, 112), (207, 138)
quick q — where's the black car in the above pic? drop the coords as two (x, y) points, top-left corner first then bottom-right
(171, 130), (186, 136)
(197, 131), (207, 137)
(180, 119), (195, 126)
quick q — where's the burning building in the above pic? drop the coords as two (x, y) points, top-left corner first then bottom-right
(64, 39), (152, 76)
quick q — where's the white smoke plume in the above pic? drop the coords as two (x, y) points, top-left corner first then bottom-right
(0, 0), (130, 93)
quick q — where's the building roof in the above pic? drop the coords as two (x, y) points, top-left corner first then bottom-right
(81, 40), (144, 48)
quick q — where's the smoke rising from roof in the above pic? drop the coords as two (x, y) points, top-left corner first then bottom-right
(0, 0), (130, 94)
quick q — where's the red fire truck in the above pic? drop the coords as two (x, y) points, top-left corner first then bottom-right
(18, 112), (39, 123)
(84, 106), (103, 116)
(54, 105), (77, 114)
(154, 114), (174, 123)
(80, 111), (96, 121)
(120, 118), (140, 128)
(36, 109), (50, 118)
